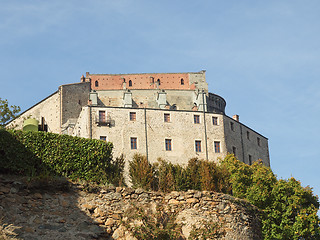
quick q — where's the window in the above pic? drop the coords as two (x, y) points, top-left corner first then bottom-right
(247, 131), (250, 140)
(129, 80), (132, 87)
(95, 80), (99, 87)
(181, 78), (184, 85)
(257, 137), (261, 146)
(232, 146), (237, 156)
(194, 115), (200, 124)
(100, 136), (107, 141)
(249, 155), (252, 165)
(230, 122), (234, 131)
(212, 117), (218, 125)
(131, 137), (137, 149)
(195, 140), (202, 152)
(99, 111), (106, 122)
(214, 141), (220, 153)
(165, 139), (172, 151)
(130, 112), (136, 121)
(164, 113), (170, 122)
(157, 79), (161, 85)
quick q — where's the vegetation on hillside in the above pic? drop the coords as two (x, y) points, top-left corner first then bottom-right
(129, 153), (320, 239)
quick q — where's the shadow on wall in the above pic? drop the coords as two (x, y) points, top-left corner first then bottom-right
(0, 132), (107, 239)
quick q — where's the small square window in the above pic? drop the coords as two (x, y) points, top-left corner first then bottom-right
(230, 122), (234, 131)
(257, 137), (261, 146)
(195, 140), (202, 152)
(131, 137), (137, 149)
(214, 141), (220, 153)
(165, 139), (172, 151)
(194, 115), (200, 124)
(100, 136), (107, 141)
(212, 117), (218, 125)
(130, 112), (136, 121)
(164, 113), (170, 122)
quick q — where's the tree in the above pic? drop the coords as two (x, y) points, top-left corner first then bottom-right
(0, 98), (20, 127)
(221, 154), (320, 239)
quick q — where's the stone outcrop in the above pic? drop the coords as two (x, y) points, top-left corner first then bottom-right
(0, 175), (262, 239)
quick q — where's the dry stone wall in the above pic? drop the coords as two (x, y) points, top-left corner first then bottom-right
(0, 175), (262, 240)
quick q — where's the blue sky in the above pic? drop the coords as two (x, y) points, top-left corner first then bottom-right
(1, 0), (319, 202)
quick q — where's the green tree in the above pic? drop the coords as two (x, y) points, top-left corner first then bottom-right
(0, 98), (20, 127)
(222, 154), (320, 239)
(262, 178), (320, 240)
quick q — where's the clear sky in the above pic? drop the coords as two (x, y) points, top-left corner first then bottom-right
(1, 1), (319, 203)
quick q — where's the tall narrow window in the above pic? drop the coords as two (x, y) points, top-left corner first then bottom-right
(232, 146), (237, 156)
(212, 117), (218, 125)
(129, 80), (132, 87)
(247, 131), (250, 140)
(99, 111), (106, 122)
(230, 122), (234, 131)
(194, 115), (200, 124)
(165, 139), (172, 151)
(164, 113), (170, 122)
(131, 137), (137, 149)
(257, 137), (261, 146)
(181, 78), (184, 85)
(157, 79), (161, 85)
(214, 141), (220, 153)
(100, 136), (107, 141)
(130, 112), (136, 121)
(195, 140), (202, 152)
(95, 80), (99, 87)
(249, 155), (252, 165)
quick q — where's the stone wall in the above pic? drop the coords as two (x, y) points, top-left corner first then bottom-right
(0, 175), (262, 240)
(223, 115), (270, 167)
(6, 91), (61, 133)
(60, 82), (91, 125)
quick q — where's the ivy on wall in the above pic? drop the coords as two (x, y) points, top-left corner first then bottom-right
(0, 129), (114, 183)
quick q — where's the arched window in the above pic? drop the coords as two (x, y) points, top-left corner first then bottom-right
(129, 80), (132, 87)
(181, 78), (184, 85)
(157, 79), (161, 85)
(95, 80), (99, 87)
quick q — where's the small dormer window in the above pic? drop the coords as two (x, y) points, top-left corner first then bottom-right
(95, 80), (99, 87)
(181, 78), (184, 85)
(129, 80), (132, 87)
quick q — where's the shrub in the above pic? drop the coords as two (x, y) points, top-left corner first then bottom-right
(0, 129), (116, 184)
(129, 153), (156, 190)
(108, 154), (126, 186)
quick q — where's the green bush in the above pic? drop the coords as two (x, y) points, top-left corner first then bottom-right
(0, 129), (117, 183)
(129, 153), (156, 190)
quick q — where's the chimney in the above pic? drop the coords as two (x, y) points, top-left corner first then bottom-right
(232, 115), (239, 122)
(80, 75), (85, 82)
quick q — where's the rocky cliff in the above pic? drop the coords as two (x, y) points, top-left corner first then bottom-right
(0, 175), (262, 239)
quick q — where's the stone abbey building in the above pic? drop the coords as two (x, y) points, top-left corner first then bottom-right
(8, 71), (270, 167)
